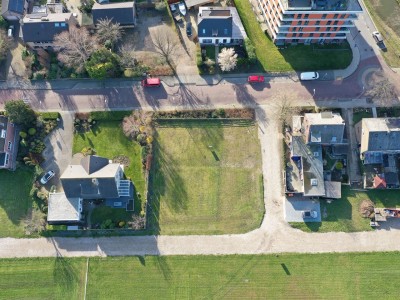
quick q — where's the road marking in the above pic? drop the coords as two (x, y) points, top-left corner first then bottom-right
(84, 257), (89, 300)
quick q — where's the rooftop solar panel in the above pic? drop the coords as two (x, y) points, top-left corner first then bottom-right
(9, 0), (25, 14)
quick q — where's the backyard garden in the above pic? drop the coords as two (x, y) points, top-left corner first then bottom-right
(148, 113), (264, 235)
(291, 186), (400, 232)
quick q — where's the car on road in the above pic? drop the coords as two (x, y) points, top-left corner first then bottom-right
(300, 72), (319, 81)
(186, 22), (192, 37)
(372, 31), (387, 50)
(248, 75), (265, 83)
(302, 210), (318, 219)
(40, 170), (55, 184)
(141, 77), (161, 87)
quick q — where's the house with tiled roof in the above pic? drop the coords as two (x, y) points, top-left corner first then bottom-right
(47, 155), (134, 225)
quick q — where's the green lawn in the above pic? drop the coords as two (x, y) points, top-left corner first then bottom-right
(0, 167), (34, 237)
(73, 121), (145, 212)
(353, 109), (373, 125)
(90, 206), (132, 226)
(2, 253), (400, 299)
(149, 120), (264, 235)
(291, 186), (400, 232)
(364, 0), (400, 67)
(234, 0), (353, 71)
(0, 258), (86, 299)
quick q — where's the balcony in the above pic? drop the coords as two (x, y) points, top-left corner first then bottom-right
(283, 0), (362, 12)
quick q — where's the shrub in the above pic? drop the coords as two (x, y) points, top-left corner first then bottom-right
(335, 161), (343, 170)
(118, 221), (126, 228)
(28, 128), (36, 135)
(34, 72), (45, 80)
(81, 147), (96, 156)
(155, 1), (166, 11)
(137, 133), (146, 145)
(244, 38), (257, 63)
(19, 131), (27, 139)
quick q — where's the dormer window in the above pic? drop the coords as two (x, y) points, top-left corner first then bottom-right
(224, 28), (228, 34)
(202, 29), (205, 34)
(1, 129), (6, 138)
(212, 29), (218, 36)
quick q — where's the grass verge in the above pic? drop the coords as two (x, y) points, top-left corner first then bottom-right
(0, 166), (34, 237)
(290, 186), (400, 232)
(149, 120), (264, 235)
(2, 253), (400, 299)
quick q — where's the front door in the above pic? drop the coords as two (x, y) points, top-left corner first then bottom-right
(215, 39), (219, 44)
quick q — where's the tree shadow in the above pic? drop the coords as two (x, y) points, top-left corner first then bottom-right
(155, 256), (172, 281)
(53, 256), (79, 292)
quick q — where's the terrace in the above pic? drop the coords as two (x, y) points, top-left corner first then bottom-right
(284, 0), (362, 11)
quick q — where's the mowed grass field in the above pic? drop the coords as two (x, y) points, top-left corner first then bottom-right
(0, 167), (34, 237)
(149, 120), (264, 235)
(73, 121), (145, 212)
(291, 186), (400, 232)
(1, 253), (400, 299)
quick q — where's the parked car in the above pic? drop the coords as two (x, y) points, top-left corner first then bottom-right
(372, 31), (387, 50)
(40, 170), (55, 184)
(302, 210), (318, 219)
(300, 72), (319, 81)
(248, 75), (265, 83)
(186, 22), (192, 37)
(141, 77), (161, 87)
(7, 25), (14, 38)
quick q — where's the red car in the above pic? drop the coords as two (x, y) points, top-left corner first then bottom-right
(248, 75), (265, 83)
(141, 78), (161, 87)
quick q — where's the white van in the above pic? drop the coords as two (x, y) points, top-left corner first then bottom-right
(7, 25), (14, 38)
(300, 72), (319, 81)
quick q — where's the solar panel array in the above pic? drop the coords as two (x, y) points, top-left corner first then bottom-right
(9, 0), (25, 14)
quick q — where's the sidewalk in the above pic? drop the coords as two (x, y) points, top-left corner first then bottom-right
(0, 49), (360, 91)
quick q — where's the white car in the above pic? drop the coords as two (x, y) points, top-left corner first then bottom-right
(178, 2), (187, 16)
(40, 170), (55, 184)
(302, 210), (318, 219)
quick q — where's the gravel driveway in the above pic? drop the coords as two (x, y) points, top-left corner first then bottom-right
(41, 112), (74, 189)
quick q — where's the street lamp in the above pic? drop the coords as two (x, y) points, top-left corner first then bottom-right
(312, 88), (316, 97)
(353, 30), (361, 40)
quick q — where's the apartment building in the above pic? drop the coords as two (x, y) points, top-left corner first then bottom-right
(255, 0), (362, 45)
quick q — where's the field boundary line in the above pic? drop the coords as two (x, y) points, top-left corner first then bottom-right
(84, 257), (89, 300)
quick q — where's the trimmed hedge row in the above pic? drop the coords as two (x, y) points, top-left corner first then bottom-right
(39, 112), (60, 120)
(90, 111), (132, 121)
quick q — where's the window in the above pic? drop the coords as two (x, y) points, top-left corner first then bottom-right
(292, 33), (297, 37)
(326, 33), (331, 37)
(54, 23), (60, 27)
(334, 14), (339, 18)
(292, 39), (299, 42)
(299, 33), (303, 37)
(327, 20), (332, 25)
(223, 28), (228, 35)
(61, 22), (66, 27)
(334, 20), (338, 25)
(316, 20), (320, 25)
(315, 27), (320, 31)
(7, 141), (11, 150)
(297, 21), (301, 25)
(1, 129), (6, 138)
(304, 14), (309, 18)
(322, 14), (327, 19)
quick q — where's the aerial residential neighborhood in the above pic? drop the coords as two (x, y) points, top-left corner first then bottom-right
(0, 0), (400, 298)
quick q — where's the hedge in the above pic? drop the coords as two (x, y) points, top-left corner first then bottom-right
(90, 111), (132, 121)
(40, 112), (60, 120)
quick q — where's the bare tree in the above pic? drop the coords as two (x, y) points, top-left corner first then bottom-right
(129, 215), (145, 230)
(151, 28), (179, 66)
(119, 43), (138, 69)
(218, 47), (238, 72)
(0, 29), (11, 59)
(272, 92), (300, 126)
(54, 26), (98, 72)
(96, 18), (124, 46)
(366, 75), (397, 105)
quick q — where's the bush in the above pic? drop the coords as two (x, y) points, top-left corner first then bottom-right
(19, 131), (27, 139)
(81, 147), (96, 156)
(244, 38), (257, 63)
(335, 161), (343, 170)
(155, 1), (166, 11)
(136, 133), (146, 145)
(85, 48), (121, 79)
(28, 128), (36, 136)
(34, 72), (45, 80)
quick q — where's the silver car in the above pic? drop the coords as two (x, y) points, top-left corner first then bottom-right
(40, 170), (55, 184)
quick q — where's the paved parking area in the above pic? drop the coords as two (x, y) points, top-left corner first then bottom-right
(284, 197), (321, 222)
